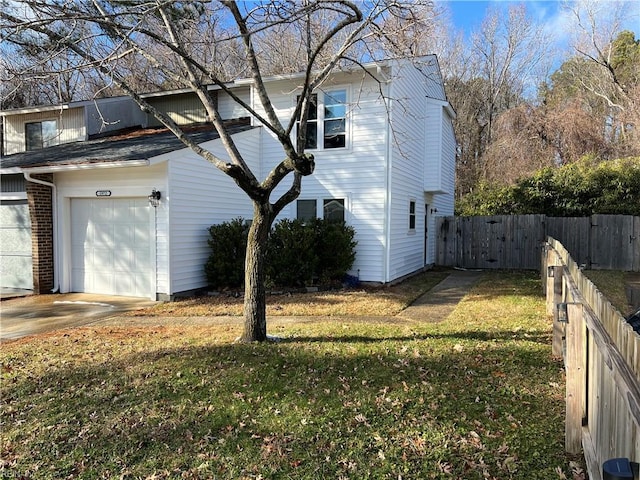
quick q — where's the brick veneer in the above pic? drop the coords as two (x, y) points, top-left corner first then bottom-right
(26, 174), (54, 293)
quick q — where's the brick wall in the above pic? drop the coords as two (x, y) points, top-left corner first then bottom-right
(26, 174), (54, 293)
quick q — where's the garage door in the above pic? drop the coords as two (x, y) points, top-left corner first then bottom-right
(71, 198), (153, 298)
(0, 200), (33, 289)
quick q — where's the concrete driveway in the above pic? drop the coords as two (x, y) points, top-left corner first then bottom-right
(0, 293), (158, 342)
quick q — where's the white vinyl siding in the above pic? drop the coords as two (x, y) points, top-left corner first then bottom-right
(3, 107), (86, 155)
(424, 100), (456, 194)
(440, 109), (457, 196)
(387, 62), (430, 280)
(256, 72), (388, 283)
(386, 56), (453, 281)
(163, 128), (259, 294)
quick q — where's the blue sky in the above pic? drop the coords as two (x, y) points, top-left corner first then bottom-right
(439, 0), (640, 39)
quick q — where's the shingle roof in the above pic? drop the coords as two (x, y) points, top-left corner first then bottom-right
(0, 122), (254, 170)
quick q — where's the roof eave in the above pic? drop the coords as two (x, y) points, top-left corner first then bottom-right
(19, 159), (150, 173)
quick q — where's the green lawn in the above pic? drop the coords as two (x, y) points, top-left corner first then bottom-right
(0, 272), (583, 479)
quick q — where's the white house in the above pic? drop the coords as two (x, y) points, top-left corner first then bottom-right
(0, 56), (456, 300)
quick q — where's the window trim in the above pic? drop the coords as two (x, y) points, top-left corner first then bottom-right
(409, 199), (417, 232)
(294, 86), (350, 152)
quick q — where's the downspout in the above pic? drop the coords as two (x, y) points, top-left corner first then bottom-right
(23, 172), (59, 293)
(383, 69), (393, 284)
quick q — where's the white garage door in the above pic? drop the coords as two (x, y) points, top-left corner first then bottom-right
(71, 198), (153, 298)
(0, 200), (33, 289)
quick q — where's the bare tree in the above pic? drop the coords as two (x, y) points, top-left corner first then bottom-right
(561, 0), (640, 155)
(472, 4), (550, 146)
(0, 0), (424, 342)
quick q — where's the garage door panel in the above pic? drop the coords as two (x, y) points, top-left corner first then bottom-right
(0, 201), (33, 289)
(0, 256), (33, 289)
(0, 204), (30, 225)
(71, 198), (152, 298)
(0, 228), (31, 251)
(93, 202), (114, 222)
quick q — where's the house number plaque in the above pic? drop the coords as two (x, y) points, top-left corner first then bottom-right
(96, 190), (112, 197)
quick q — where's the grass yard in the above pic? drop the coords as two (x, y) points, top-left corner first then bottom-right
(0, 271), (584, 479)
(127, 270), (451, 318)
(582, 270), (635, 316)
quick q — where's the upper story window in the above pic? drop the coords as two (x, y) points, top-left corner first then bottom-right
(25, 120), (58, 151)
(296, 89), (347, 151)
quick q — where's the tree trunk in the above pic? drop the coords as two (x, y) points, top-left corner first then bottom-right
(240, 201), (273, 342)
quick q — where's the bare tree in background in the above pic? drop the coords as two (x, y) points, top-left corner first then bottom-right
(0, 0), (430, 342)
(435, 4), (550, 197)
(562, 0), (640, 155)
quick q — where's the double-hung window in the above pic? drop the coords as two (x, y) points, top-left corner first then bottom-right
(25, 120), (58, 151)
(409, 201), (416, 230)
(323, 90), (346, 149)
(296, 89), (347, 150)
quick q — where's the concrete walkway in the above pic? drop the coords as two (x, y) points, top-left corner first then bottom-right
(1, 270), (484, 341)
(97, 269), (485, 328)
(397, 269), (484, 322)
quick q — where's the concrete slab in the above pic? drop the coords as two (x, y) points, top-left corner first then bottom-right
(0, 287), (33, 301)
(0, 293), (158, 342)
(397, 269), (484, 322)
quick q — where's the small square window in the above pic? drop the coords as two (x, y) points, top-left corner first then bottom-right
(409, 201), (416, 230)
(297, 199), (317, 221)
(323, 198), (345, 223)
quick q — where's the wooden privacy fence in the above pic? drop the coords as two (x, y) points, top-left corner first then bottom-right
(544, 238), (640, 479)
(436, 215), (640, 271)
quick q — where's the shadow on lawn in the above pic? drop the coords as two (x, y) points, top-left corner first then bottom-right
(278, 329), (551, 345)
(2, 328), (566, 478)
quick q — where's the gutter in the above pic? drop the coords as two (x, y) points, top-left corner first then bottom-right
(23, 172), (59, 293)
(18, 159), (150, 294)
(21, 159), (149, 174)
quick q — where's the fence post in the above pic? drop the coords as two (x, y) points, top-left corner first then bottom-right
(565, 302), (586, 455)
(552, 266), (565, 357)
(546, 248), (559, 317)
(542, 242), (547, 295)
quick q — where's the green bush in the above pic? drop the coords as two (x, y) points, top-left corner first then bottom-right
(266, 219), (318, 287)
(204, 217), (250, 289)
(313, 218), (357, 283)
(205, 217), (358, 289)
(456, 157), (640, 216)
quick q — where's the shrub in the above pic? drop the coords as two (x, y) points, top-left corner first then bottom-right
(204, 217), (250, 289)
(205, 217), (358, 289)
(457, 157), (640, 216)
(313, 218), (357, 283)
(266, 219), (318, 287)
